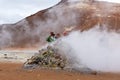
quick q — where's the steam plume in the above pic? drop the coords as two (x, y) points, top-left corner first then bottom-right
(56, 26), (120, 72)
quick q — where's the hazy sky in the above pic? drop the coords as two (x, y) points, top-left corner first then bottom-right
(0, 0), (60, 24)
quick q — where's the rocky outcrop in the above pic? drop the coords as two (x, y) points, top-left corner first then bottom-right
(23, 46), (67, 69)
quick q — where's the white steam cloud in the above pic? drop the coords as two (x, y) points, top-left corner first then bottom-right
(56, 26), (120, 72)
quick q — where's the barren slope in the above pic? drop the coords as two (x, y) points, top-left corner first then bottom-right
(0, 0), (120, 49)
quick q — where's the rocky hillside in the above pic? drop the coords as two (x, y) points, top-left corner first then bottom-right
(0, 0), (120, 49)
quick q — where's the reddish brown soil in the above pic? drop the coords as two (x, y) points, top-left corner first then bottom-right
(0, 63), (120, 80)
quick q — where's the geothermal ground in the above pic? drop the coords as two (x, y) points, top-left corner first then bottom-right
(0, 50), (36, 63)
(0, 62), (120, 80)
(0, 46), (120, 80)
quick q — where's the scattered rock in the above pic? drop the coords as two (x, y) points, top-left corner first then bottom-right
(23, 46), (67, 70)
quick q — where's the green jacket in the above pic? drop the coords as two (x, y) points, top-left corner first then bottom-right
(46, 36), (55, 42)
